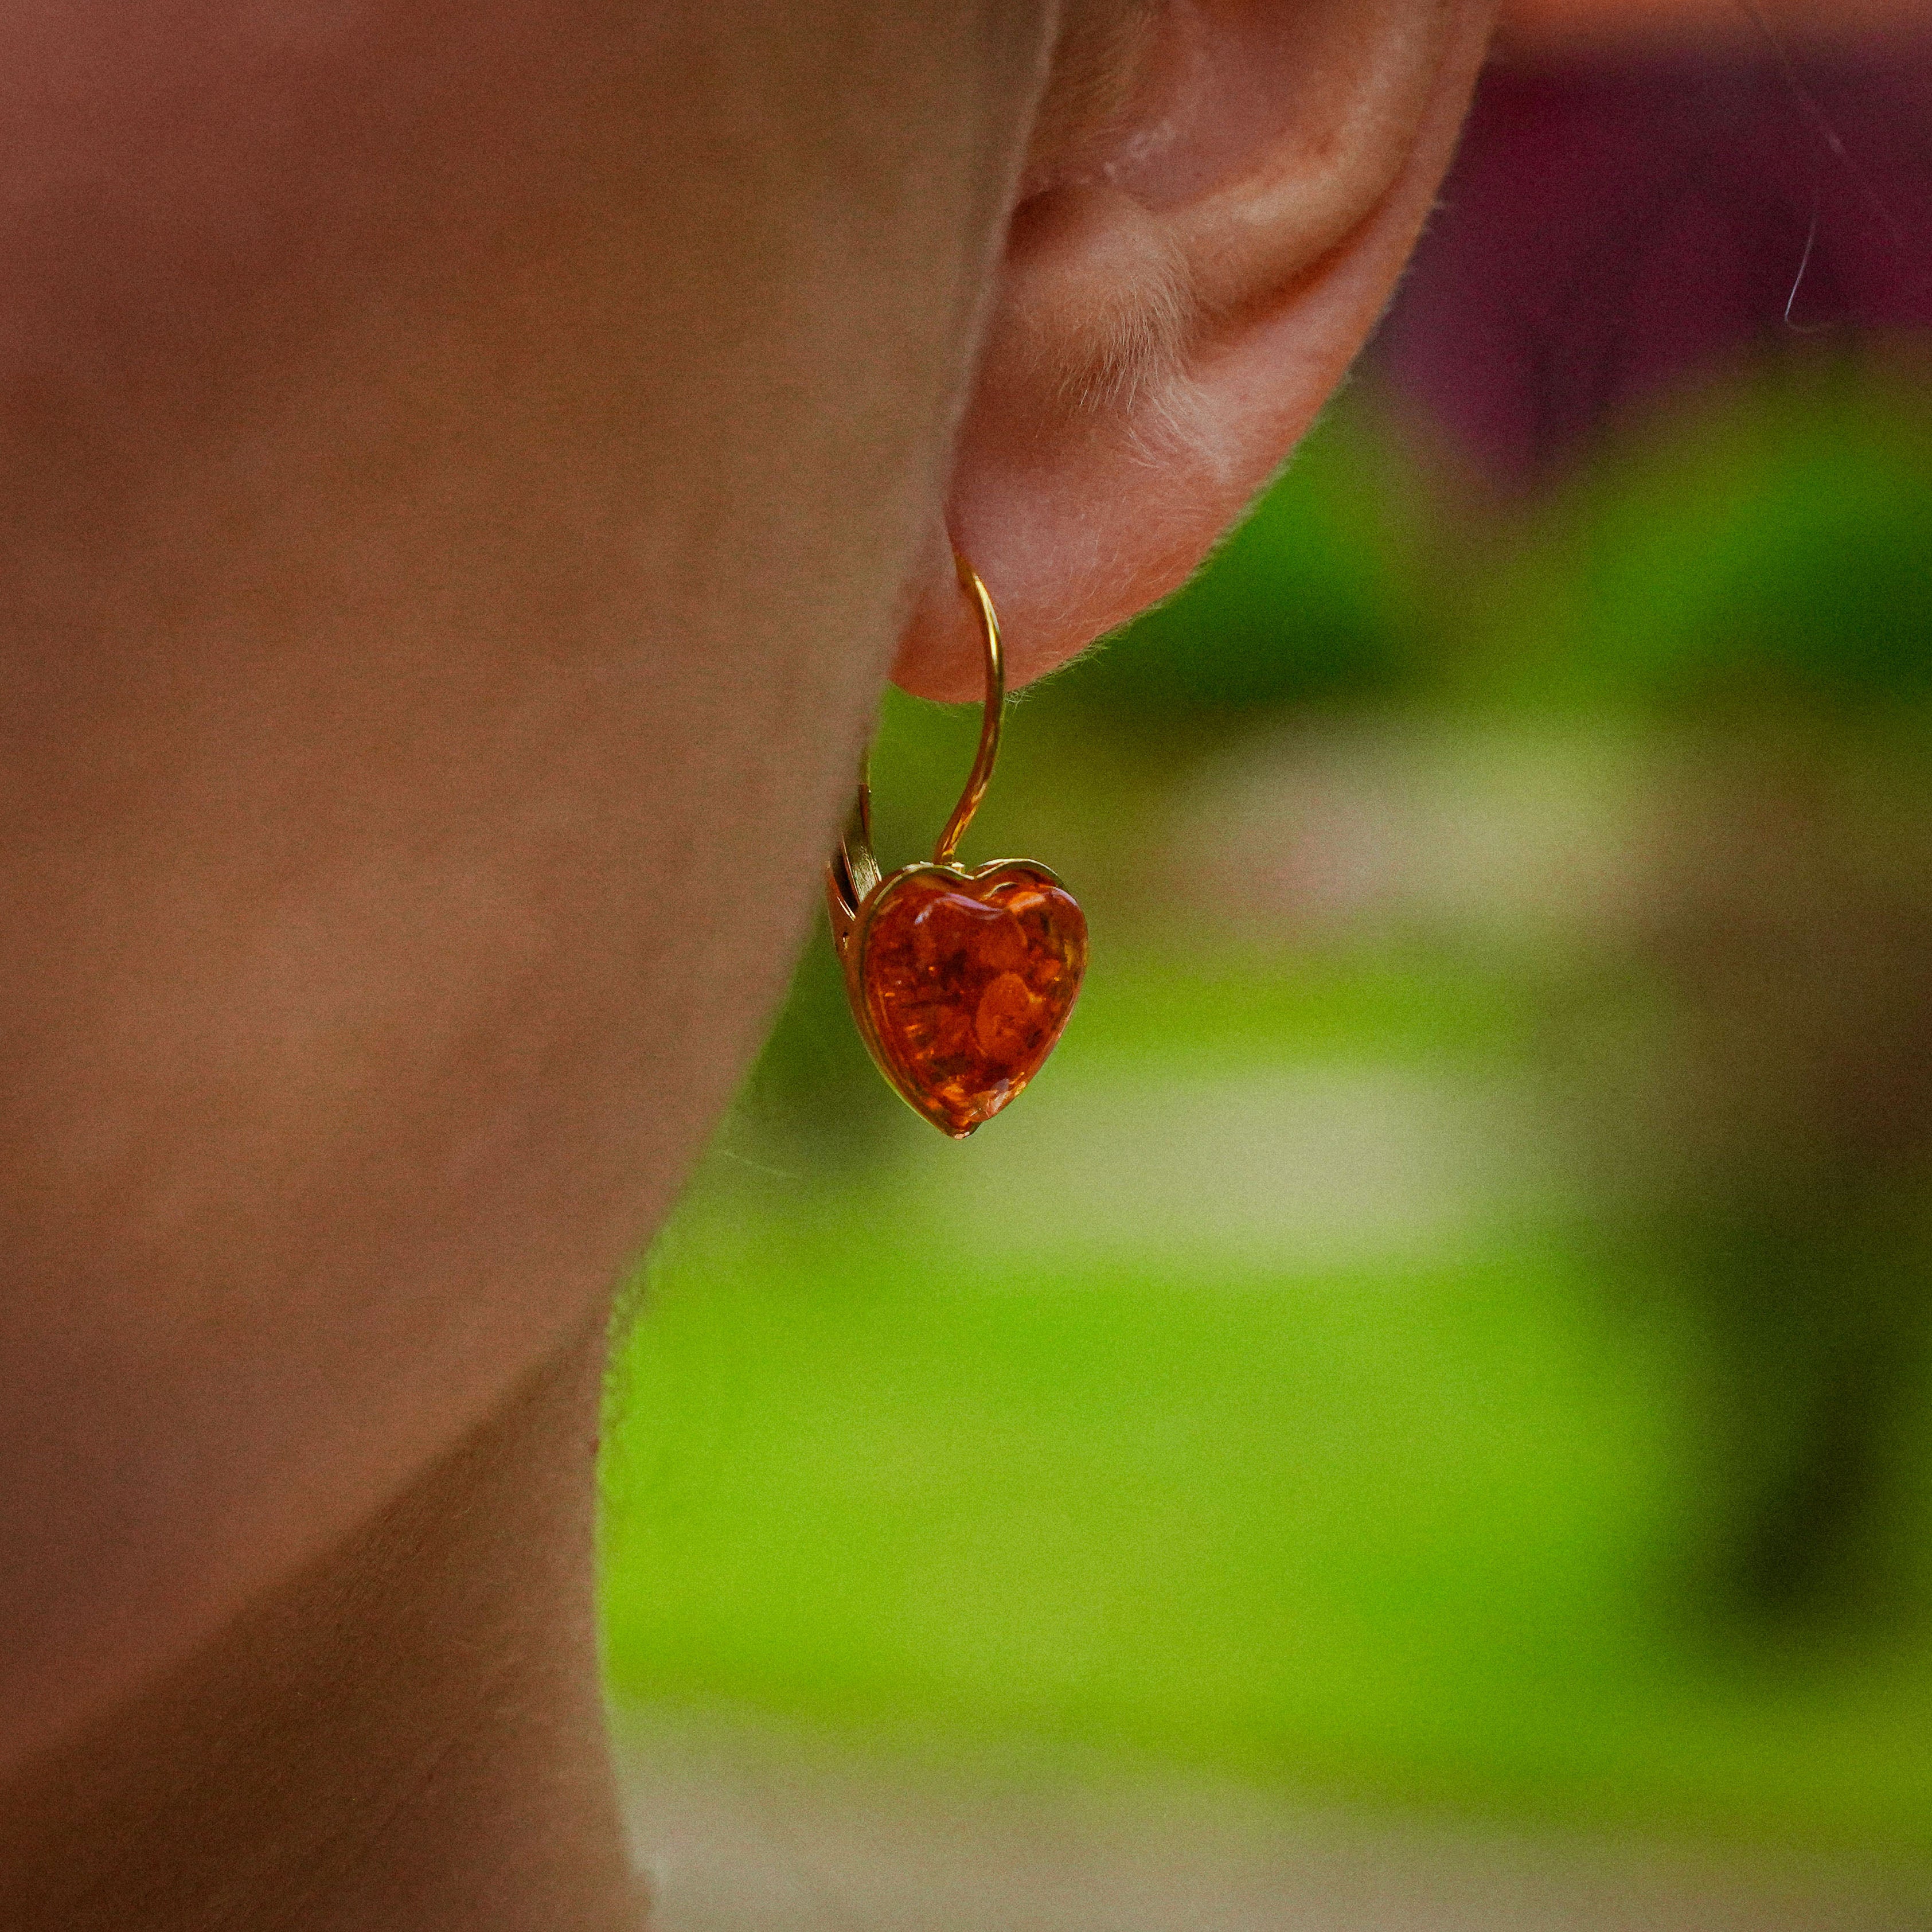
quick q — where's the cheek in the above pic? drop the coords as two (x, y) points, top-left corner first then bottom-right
(0, 0), (1029, 1774)
(0, 470), (889, 1784)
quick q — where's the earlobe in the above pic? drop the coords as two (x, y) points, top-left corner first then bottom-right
(894, 0), (1498, 701)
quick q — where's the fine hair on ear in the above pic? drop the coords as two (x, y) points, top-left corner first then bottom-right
(895, 0), (1504, 698)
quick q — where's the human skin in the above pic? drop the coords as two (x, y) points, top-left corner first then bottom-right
(0, 3), (1496, 1925)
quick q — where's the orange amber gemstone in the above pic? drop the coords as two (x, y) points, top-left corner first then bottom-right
(855, 862), (1087, 1137)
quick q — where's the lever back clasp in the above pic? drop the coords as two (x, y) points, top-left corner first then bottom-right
(827, 553), (1005, 949)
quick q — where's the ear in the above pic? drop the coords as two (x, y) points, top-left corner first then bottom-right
(895, 0), (1499, 699)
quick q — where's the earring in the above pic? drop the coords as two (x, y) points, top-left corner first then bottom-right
(826, 556), (1087, 1138)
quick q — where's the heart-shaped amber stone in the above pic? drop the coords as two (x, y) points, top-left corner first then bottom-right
(851, 861), (1087, 1138)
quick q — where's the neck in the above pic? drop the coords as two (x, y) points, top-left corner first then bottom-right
(0, 1317), (644, 1932)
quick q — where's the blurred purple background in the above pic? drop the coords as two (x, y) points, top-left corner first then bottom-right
(1380, 32), (1932, 486)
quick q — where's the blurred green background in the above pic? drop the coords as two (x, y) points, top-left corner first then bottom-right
(600, 348), (1932, 1875)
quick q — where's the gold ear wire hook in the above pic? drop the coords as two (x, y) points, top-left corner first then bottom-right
(932, 555), (1004, 866)
(828, 553), (1004, 940)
